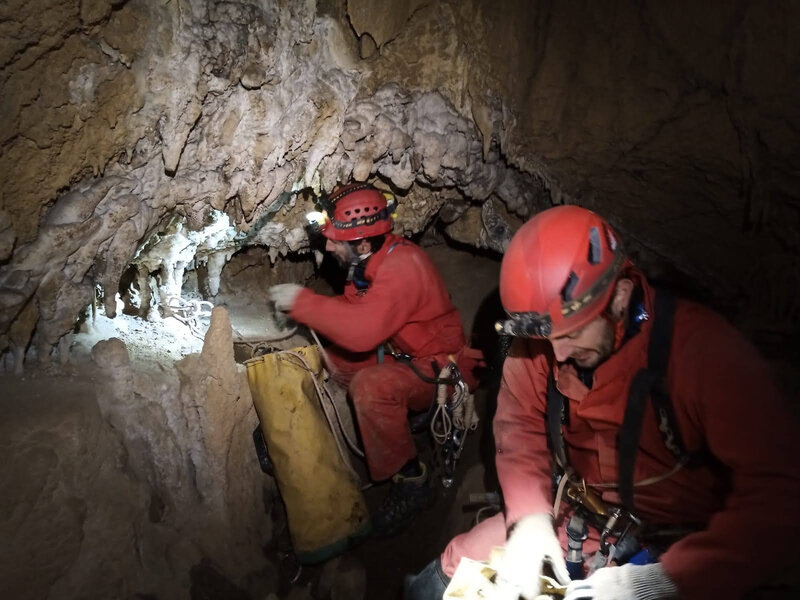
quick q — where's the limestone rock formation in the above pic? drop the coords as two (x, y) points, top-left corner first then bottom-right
(0, 0), (548, 370)
(0, 309), (273, 600)
(0, 376), (148, 600)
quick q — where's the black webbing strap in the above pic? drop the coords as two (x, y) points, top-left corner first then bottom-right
(546, 371), (569, 470)
(618, 371), (659, 512)
(544, 290), (704, 515)
(619, 290), (680, 513)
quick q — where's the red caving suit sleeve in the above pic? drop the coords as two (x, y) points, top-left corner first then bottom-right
(289, 254), (419, 354)
(494, 338), (556, 527)
(658, 306), (800, 599)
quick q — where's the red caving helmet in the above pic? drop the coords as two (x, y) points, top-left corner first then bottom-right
(497, 205), (626, 339)
(318, 183), (395, 242)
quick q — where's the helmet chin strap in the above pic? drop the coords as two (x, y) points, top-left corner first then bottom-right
(345, 244), (374, 289)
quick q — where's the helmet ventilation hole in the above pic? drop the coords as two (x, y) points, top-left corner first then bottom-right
(561, 271), (579, 302)
(588, 227), (603, 265)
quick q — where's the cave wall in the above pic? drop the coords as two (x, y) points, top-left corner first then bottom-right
(0, 308), (274, 599)
(350, 0), (800, 331)
(3, 0), (799, 366)
(0, 0), (549, 369)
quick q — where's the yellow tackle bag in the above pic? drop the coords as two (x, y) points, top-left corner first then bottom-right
(245, 345), (371, 563)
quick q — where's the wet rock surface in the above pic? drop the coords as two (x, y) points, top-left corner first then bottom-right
(1, 308), (275, 599)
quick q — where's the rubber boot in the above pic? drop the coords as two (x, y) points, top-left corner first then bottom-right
(372, 463), (433, 536)
(403, 557), (450, 600)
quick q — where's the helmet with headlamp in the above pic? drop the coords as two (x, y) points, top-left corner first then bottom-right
(305, 183), (395, 241)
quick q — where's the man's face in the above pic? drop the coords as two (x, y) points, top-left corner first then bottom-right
(549, 315), (615, 369)
(325, 238), (356, 267)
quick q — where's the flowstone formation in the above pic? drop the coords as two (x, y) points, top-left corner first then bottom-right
(0, 0), (546, 373)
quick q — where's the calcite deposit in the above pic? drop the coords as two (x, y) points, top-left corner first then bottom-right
(4, 0), (797, 369)
(0, 0), (549, 372)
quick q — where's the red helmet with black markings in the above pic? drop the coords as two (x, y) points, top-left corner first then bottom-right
(497, 205), (625, 339)
(317, 183), (395, 242)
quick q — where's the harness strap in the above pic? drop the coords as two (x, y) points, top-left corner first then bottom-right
(618, 291), (674, 512)
(546, 290), (707, 516)
(618, 369), (662, 511)
(619, 291), (698, 513)
(546, 371), (569, 471)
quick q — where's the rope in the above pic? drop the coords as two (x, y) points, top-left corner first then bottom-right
(553, 468), (573, 516)
(590, 458), (687, 489)
(161, 295), (213, 340)
(277, 350), (361, 480)
(475, 505), (498, 526)
(431, 363), (455, 445)
(308, 328), (365, 459)
(430, 361), (479, 446)
(552, 460), (686, 516)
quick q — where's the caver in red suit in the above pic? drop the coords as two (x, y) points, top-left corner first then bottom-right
(270, 183), (479, 486)
(291, 230), (479, 481)
(405, 205), (800, 600)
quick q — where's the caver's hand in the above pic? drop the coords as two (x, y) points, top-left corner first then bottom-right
(268, 283), (304, 312)
(489, 514), (571, 600)
(565, 563), (678, 600)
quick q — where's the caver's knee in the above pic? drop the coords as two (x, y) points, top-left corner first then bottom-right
(440, 512), (507, 577)
(403, 557), (449, 600)
(349, 366), (390, 406)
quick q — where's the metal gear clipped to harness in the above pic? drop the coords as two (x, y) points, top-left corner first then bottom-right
(430, 360), (478, 488)
(387, 347), (479, 489)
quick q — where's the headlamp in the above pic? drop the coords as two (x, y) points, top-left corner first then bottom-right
(305, 211), (328, 236)
(495, 312), (553, 338)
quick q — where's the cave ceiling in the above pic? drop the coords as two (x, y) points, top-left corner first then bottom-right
(1, 0), (799, 365)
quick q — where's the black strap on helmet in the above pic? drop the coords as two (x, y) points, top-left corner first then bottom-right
(322, 183), (395, 231)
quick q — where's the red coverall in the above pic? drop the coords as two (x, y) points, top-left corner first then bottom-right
(441, 274), (800, 599)
(291, 234), (479, 481)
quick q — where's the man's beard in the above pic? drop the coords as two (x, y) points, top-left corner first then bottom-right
(334, 243), (358, 268)
(562, 320), (616, 369)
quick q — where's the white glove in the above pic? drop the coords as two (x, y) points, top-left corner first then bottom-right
(565, 563), (678, 600)
(490, 514), (571, 600)
(268, 283), (304, 312)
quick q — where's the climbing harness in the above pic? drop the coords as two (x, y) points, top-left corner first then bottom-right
(544, 290), (709, 576)
(383, 344), (479, 488)
(554, 474), (644, 576)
